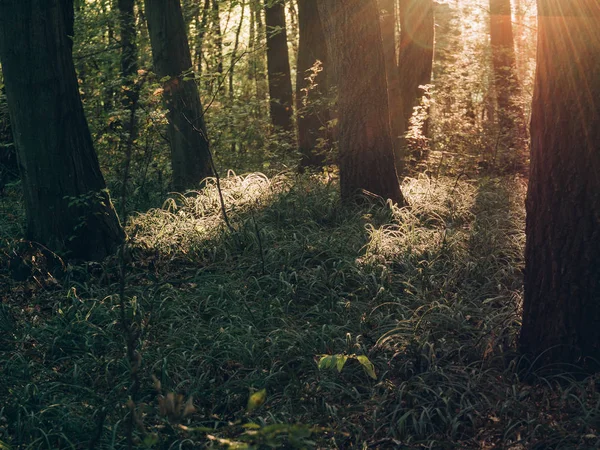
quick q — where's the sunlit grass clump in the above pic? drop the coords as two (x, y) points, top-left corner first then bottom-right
(1, 173), (599, 449)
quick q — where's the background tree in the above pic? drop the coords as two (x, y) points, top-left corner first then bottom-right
(397, 0), (434, 169)
(379, 0), (402, 157)
(0, 0), (124, 260)
(489, 0), (525, 164)
(520, 0), (600, 367)
(296, 0), (330, 168)
(145, 0), (213, 192)
(318, 0), (404, 205)
(264, 0), (294, 132)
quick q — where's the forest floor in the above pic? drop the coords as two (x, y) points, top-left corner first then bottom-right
(0, 172), (599, 449)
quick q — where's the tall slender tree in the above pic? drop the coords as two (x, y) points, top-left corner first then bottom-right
(296, 0), (330, 168)
(264, 0), (294, 132)
(318, 0), (404, 205)
(379, 0), (403, 157)
(145, 0), (212, 192)
(397, 0), (434, 169)
(520, 0), (600, 368)
(489, 0), (525, 159)
(0, 0), (124, 260)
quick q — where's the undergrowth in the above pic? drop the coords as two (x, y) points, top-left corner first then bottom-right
(1, 173), (599, 449)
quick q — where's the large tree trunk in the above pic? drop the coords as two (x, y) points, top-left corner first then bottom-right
(264, 0), (294, 132)
(0, 0), (124, 260)
(379, 0), (403, 161)
(489, 0), (526, 164)
(397, 0), (434, 169)
(145, 0), (212, 192)
(296, 0), (330, 169)
(520, 0), (600, 368)
(318, 0), (404, 205)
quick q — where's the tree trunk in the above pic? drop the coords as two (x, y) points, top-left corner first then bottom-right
(318, 0), (404, 205)
(397, 0), (434, 169)
(0, 0), (124, 260)
(520, 0), (600, 368)
(211, 0), (224, 92)
(489, 0), (525, 164)
(296, 0), (330, 168)
(264, 0), (294, 132)
(145, 0), (212, 192)
(379, 0), (403, 162)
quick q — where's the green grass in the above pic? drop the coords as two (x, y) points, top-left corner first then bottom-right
(1, 172), (599, 449)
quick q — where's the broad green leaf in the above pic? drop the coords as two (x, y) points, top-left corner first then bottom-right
(336, 354), (348, 372)
(318, 355), (335, 370)
(356, 355), (377, 379)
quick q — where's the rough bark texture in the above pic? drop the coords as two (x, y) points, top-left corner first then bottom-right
(145, 0), (212, 192)
(0, 0), (124, 260)
(489, 0), (525, 157)
(264, 0), (294, 132)
(318, 0), (404, 205)
(521, 0), (600, 368)
(296, 0), (330, 168)
(379, 0), (403, 160)
(397, 0), (434, 168)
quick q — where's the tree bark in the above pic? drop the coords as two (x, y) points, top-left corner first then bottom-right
(318, 0), (404, 205)
(397, 0), (434, 169)
(296, 0), (330, 168)
(489, 0), (526, 161)
(145, 0), (212, 192)
(264, 0), (294, 132)
(0, 0), (124, 260)
(520, 0), (600, 368)
(379, 0), (403, 161)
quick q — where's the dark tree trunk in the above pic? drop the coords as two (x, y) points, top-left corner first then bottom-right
(0, 0), (124, 260)
(520, 0), (600, 368)
(489, 0), (526, 163)
(296, 0), (330, 168)
(211, 0), (224, 86)
(397, 0), (434, 169)
(145, 0), (212, 192)
(264, 0), (294, 132)
(117, 0), (139, 215)
(318, 0), (404, 205)
(379, 0), (403, 161)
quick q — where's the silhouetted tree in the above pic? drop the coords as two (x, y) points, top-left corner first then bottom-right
(145, 0), (213, 191)
(318, 0), (404, 205)
(520, 0), (600, 368)
(397, 0), (434, 169)
(296, 0), (330, 168)
(264, 0), (294, 132)
(0, 0), (124, 260)
(489, 0), (525, 162)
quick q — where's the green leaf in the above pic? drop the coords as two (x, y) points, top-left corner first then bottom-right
(0, 440), (12, 450)
(242, 423), (261, 429)
(336, 354), (348, 372)
(318, 355), (335, 370)
(247, 389), (267, 413)
(356, 355), (377, 379)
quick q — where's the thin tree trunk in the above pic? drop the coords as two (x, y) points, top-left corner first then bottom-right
(318, 0), (404, 205)
(212, 0), (224, 87)
(520, 0), (600, 368)
(0, 0), (124, 260)
(145, 0), (213, 191)
(229, 0), (245, 100)
(264, 0), (294, 132)
(296, 0), (330, 169)
(397, 0), (434, 170)
(489, 0), (526, 165)
(379, 0), (402, 161)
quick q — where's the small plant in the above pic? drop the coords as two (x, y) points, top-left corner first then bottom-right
(317, 353), (377, 380)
